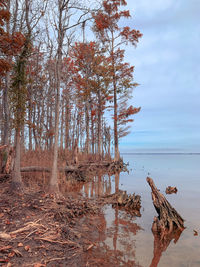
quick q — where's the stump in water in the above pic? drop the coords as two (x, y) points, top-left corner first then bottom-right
(146, 177), (184, 236)
(165, 186), (177, 194)
(112, 190), (141, 217)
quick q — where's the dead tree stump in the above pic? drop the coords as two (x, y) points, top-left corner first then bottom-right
(146, 177), (184, 236)
(111, 190), (141, 217)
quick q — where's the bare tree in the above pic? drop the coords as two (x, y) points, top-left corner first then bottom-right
(48, 0), (94, 193)
(10, 0), (47, 190)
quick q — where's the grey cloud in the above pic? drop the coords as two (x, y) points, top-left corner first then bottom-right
(118, 0), (200, 152)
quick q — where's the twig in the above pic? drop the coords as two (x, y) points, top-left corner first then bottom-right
(86, 244), (94, 251)
(36, 237), (80, 247)
(66, 252), (79, 260)
(10, 221), (46, 235)
(46, 256), (66, 263)
(24, 229), (38, 239)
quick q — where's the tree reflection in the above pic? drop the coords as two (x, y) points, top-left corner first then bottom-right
(60, 170), (118, 197)
(113, 205), (119, 251)
(115, 171), (119, 193)
(149, 225), (183, 267)
(85, 206), (142, 266)
(81, 171), (143, 266)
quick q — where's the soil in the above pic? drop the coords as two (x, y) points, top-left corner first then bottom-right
(0, 177), (141, 267)
(0, 178), (106, 267)
(0, 158), (141, 267)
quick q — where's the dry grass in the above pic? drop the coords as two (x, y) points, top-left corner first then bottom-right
(21, 149), (111, 168)
(20, 149), (112, 190)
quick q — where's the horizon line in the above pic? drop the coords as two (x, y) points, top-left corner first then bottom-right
(119, 152), (200, 155)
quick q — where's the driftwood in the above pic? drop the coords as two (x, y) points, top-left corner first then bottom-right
(146, 177), (184, 236)
(105, 190), (141, 216)
(165, 186), (177, 194)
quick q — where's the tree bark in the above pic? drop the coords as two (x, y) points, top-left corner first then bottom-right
(49, 0), (63, 193)
(97, 89), (102, 157)
(64, 98), (70, 150)
(111, 31), (120, 161)
(60, 97), (64, 149)
(3, 76), (10, 146)
(85, 100), (90, 154)
(146, 177), (184, 236)
(11, 128), (23, 190)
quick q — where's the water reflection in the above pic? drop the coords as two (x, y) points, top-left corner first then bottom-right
(113, 206), (119, 251)
(115, 172), (119, 193)
(61, 170), (186, 267)
(149, 227), (183, 267)
(60, 172), (114, 197)
(82, 205), (142, 266)
(61, 171), (143, 266)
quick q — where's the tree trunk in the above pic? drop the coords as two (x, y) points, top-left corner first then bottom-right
(113, 73), (119, 161)
(10, 33), (31, 191)
(11, 128), (23, 190)
(90, 101), (95, 154)
(85, 100), (90, 154)
(1, 76), (10, 173)
(97, 89), (102, 157)
(73, 139), (78, 164)
(111, 32), (120, 161)
(3, 1), (11, 146)
(49, 0), (63, 193)
(65, 98), (70, 150)
(60, 97), (64, 149)
(3, 75), (10, 146)
(49, 90), (60, 192)
(28, 100), (32, 151)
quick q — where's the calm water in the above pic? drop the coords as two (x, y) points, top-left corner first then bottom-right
(73, 154), (200, 266)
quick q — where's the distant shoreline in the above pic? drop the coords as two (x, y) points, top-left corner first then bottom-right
(120, 152), (200, 155)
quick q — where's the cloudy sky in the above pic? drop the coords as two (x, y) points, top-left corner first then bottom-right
(119, 0), (200, 153)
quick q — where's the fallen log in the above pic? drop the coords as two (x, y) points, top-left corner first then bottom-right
(146, 177), (184, 236)
(21, 166), (51, 173)
(20, 166), (78, 173)
(20, 162), (113, 173)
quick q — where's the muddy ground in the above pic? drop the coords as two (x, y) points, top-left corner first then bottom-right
(0, 176), (104, 267)
(0, 174), (142, 267)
